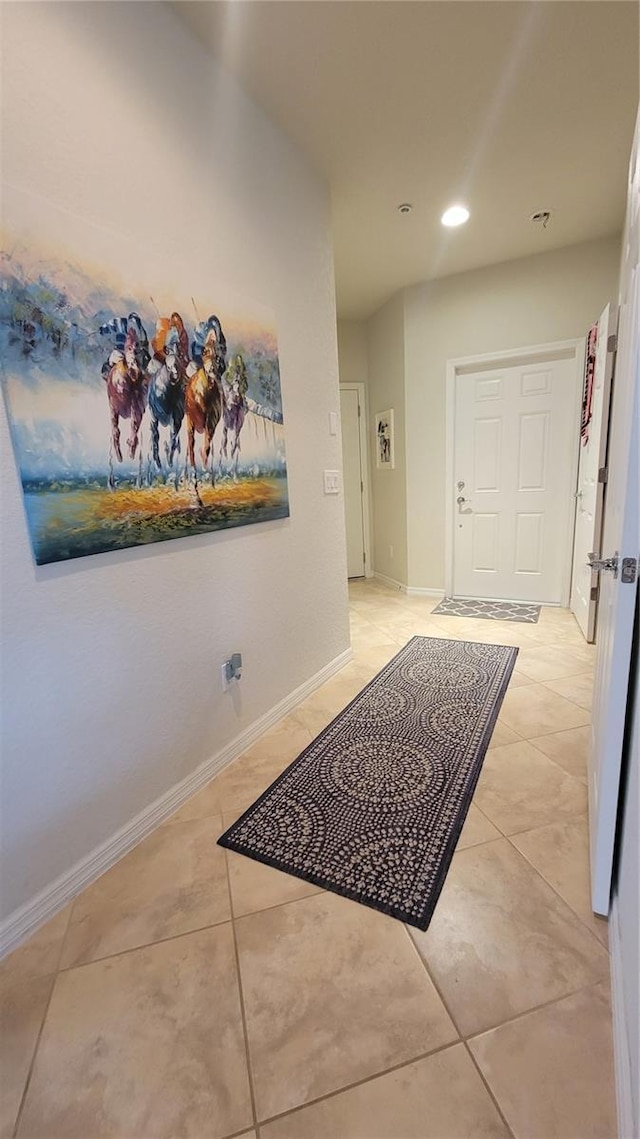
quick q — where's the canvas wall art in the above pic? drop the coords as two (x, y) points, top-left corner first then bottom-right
(0, 239), (289, 565)
(375, 409), (394, 469)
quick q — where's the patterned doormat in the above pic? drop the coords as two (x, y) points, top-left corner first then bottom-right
(433, 597), (541, 623)
(219, 636), (518, 931)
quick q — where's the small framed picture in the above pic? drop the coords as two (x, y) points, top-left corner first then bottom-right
(375, 409), (395, 469)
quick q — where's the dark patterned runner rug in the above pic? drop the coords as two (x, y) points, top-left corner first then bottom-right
(219, 636), (518, 930)
(433, 597), (541, 623)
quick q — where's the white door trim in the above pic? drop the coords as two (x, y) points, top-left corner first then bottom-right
(340, 382), (373, 578)
(445, 338), (585, 604)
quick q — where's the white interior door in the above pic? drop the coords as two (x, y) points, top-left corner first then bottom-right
(453, 354), (580, 603)
(340, 387), (366, 578)
(589, 115), (639, 917)
(570, 304), (617, 642)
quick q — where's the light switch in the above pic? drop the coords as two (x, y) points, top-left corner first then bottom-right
(329, 411), (338, 436)
(323, 469), (340, 494)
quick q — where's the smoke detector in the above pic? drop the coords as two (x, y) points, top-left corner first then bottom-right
(531, 210), (552, 229)
(397, 203), (413, 215)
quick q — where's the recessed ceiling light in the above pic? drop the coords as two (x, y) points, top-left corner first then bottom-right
(441, 205), (470, 228)
(397, 203), (413, 215)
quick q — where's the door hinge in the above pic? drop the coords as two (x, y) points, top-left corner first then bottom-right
(588, 551), (619, 575)
(357, 403), (361, 418)
(607, 334), (618, 353)
(621, 557), (637, 584)
(363, 551), (366, 564)
(360, 480), (364, 493)
(590, 585), (599, 602)
(598, 467), (608, 484)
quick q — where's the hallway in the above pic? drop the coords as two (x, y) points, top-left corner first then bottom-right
(2, 580), (615, 1139)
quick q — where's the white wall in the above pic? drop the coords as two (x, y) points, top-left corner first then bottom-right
(401, 236), (621, 589)
(0, 1), (349, 922)
(337, 321), (369, 389)
(365, 293), (408, 584)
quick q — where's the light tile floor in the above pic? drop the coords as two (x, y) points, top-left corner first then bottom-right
(1, 580), (616, 1139)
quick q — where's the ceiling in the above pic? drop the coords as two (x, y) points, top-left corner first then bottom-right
(174, 1), (639, 320)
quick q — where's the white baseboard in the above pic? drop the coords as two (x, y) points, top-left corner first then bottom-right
(0, 646), (353, 960)
(405, 587), (445, 598)
(373, 571), (406, 592)
(609, 895), (637, 1139)
(373, 573), (445, 599)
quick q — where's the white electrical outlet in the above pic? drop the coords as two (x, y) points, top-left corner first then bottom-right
(323, 470), (340, 494)
(221, 662), (230, 692)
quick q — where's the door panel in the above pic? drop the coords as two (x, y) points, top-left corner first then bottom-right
(473, 514), (499, 572)
(518, 413), (548, 489)
(570, 304), (616, 642)
(339, 387), (365, 579)
(453, 355), (579, 602)
(474, 419), (501, 489)
(515, 513), (543, 574)
(521, 367), (552, 396)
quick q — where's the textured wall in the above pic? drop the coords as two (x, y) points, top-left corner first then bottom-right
(0, 1), (349, 920)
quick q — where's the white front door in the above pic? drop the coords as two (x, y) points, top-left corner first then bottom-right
(570, 304), (617, 642)
(453, 354), (581, 603)
(589, 113), (639, 916)
(340, 386), (366, 578)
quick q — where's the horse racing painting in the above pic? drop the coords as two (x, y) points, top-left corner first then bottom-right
(0, 239), (289, 565)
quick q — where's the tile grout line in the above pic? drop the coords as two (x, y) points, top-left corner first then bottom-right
(518, 665), (594, 685)
(462, 1040), (517, 1139)
(400, 919), (466, 1038)
(249, 1038), (465, 1133)
(223, 845), (262, 1139)
(526, 734), (590, 781)
(399, 909), (609, 1048)
(539, 683), (593, 713)
(468, 795), (508, 838)
(463, 975), (611, 1042)
(56, 912), (235, 973)
(482, 741), (588, 793)
(504, 831), (610, 953)
(500, 716), (591, 741)
(220, 1128), (259, 1139)
(11, 905), (73, 1139)
(400, 908), (613, 1133)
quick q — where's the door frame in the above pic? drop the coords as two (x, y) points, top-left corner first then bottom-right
(570, 304), (617, 642)
(339, 382), (373, 579)
(444, 338), (586, 604)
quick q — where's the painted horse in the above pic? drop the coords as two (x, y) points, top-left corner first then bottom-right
(185, 329), (225, 500)
(151, 312), (189, 366)
(101, 315), (150, 465)
(146, 314), (189, 469)
(191, 314), (227, 370)
(220, 354), (249, 480)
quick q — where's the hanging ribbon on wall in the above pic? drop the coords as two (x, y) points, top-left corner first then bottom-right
(580, 322), (598, 445)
